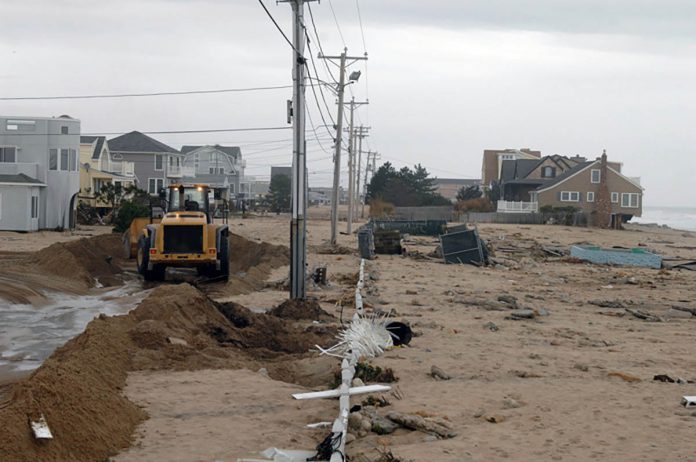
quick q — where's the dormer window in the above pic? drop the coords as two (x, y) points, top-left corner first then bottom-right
(542, 166), (556, 178)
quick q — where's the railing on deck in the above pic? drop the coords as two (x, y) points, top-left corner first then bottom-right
(497, 200), (539, 213)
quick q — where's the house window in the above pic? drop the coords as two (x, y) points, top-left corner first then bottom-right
(148, 178), (164, 195)
(611, 192), (619, 203)
(114, 181), (122, 188)
(560, 191), (580, 202)
(61, 126), (69, 135)
(541, 166), (556, 178)
(69, 149), (77, 171)
(154, 155), (163, 171)
(94, 179), (105, 194)
(587, 192), (595, 202)
(229, 183), (235, 194)
(209, 167), (215, 174)
(31, 196), (39, 218)
(49, 149), (58, 170)
(621, 193), (640, 208)
(219, 167), (224, 175)
(6, 120), (35, 131)
(0, 193), (2, 220)
(0, 147), (16, 163)
(591, 169), (601, 183)
(60, 149), (69, 171)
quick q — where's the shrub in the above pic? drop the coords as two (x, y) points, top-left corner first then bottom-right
(455, 197), (495, 212)
(368, 198), (395, 218)
(113, 201), (150, 233)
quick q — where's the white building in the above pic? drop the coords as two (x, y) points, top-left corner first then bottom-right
(0, 115), (81, 231)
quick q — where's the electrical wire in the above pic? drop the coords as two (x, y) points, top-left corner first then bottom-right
(256, 0), (300, 54)
(326, 0), (346, 47)
(355, 0), (368, 53)
(2, 127), (292, 137)
(0, 85), (292, 101)
(307, 3), (337, 83)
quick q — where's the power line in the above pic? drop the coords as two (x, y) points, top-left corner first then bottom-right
(2, 126), (292, 136)
(307, 3), (337, 83)
(0, 85), (292, 101)
(355, 0), (368, 52)
(256, 0), (300, 54)
(326, 0), (346, 47)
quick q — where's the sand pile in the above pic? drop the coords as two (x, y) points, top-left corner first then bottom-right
(268, 298), (334, 321)
(0, 283), (337, 462)
(207, 233), (290, 296)
(29, 233), (126, 287)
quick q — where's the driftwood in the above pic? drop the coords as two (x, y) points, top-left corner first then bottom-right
(386, 411), (457, 439)
(671, 305), (696, 316)
(625, 308), (663, 322)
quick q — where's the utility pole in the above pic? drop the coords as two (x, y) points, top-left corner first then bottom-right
(354, 126), (370, 219)
(361, 151), (376, 218)
(318, 51), (368, 244)
(345, 99), (368, 234)
(281, 0), (315, 300)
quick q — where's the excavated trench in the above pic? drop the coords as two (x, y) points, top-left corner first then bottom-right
(0, 231), (291, 379)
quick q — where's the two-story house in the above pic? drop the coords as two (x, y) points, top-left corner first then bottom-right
(530, 151), (643, 224)
(0, 115), (81, 231)
(494, 151), (642, 224)
(107, 131), (183, 195)
(180, 145), (246, 202)
(79, 136), (135, 211)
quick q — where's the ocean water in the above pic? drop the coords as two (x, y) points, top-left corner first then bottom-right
(633, 206), (696, 232)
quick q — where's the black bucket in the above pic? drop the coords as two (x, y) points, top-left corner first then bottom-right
(385, 321), (412, 346)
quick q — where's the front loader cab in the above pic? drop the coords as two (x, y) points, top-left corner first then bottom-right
(167, 184), (212, 223)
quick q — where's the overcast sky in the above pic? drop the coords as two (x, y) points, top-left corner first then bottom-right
(1, 0), (695, 206)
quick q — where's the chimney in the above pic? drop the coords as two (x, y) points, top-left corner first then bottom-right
(594, 149), (611, 228)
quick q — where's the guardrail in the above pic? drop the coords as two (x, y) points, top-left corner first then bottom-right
(496, 200), (539, 213)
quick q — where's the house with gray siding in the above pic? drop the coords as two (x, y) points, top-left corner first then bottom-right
(0, 115), (81, 231)
(180, 145), (246, 201)
(107, 131), (183, 195)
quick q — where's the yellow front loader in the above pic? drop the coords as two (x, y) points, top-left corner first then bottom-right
(124, 184), (229, 282)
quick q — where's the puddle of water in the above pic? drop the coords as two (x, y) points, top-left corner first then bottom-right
(0, 278), (149, 379)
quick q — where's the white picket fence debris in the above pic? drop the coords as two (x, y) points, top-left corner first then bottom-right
(30, 414), (53, 440)
(292, 384), (392, 400)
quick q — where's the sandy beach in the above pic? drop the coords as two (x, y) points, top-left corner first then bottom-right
(1, 214), (696, 461)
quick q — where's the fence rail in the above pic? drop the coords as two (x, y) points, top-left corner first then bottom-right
(497, 200), (539, 213)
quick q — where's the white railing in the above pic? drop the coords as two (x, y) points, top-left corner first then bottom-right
(497, 200), (539, 213)
(108, 160), (135, 177)
(167, 165), (182, 177)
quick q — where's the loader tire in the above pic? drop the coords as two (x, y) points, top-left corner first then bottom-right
(218, 233), (230, 282)
(137, 236), (165, 282)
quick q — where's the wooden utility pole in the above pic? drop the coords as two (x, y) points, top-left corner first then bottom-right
(318, 50), (367, 245)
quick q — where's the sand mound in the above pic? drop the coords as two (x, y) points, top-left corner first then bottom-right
(30, 233), (126, 288)
(0, 284), (337, 462)
(230, 233), (289, 274)
(269, 298), (334, 321)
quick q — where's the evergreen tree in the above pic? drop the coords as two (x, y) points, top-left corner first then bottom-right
(267, 174), (291, 213)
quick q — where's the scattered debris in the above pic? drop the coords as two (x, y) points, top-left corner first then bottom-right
(386, 411), (457, 438)
(608, 371), (641, 383)
(29, 414), (53, 440)
(682, 396), (696, 408)
(671, 305), (696, 317)
(483, 414), (506, 424)
(507, 309), (536, 320)
(311, 266), (327, 285)
(625, 308), (663, 322)
(439, 228), (488, 265)
(570, 245), (662, 269)
(430, 365), (451, 380)
(589, 299), (626, 309)
(653, 374), (690, 384)
(353, 362), (399, 384)
(483, 321), (499, 332)
(497, 295), (518, 308)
